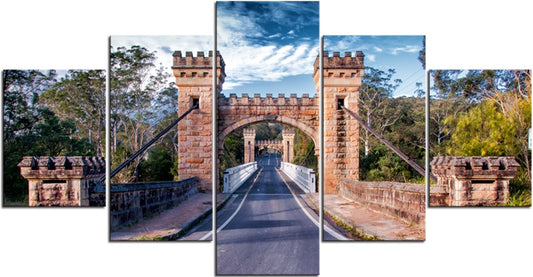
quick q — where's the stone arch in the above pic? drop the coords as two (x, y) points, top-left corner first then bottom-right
(217, 115), (318, 155)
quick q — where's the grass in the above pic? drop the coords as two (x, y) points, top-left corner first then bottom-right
(327, 213), (379, 241)
(132, 235), (163, 241)
(504, 190), (532, 207)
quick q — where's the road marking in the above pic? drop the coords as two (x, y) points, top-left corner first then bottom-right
(277, 169), (349, 241)
(199, 168), (264, 241)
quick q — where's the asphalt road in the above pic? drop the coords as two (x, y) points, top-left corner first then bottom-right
(216, 154), (320, 275)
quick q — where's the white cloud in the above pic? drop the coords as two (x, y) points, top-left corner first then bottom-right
(373, 46), (383, 52)
(217, 8), (319, 91)
(366, 54), (376, 62)
(219, 43), (319, 88)
(391, 45), (421, 55)
(110, 35), (212, 85)
(324, 36), (361, 53)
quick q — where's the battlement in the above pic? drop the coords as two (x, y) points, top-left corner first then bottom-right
(218, 93), (317, 106)
(256, 140), (283, 146)
(172, 50), (225, 85)
(431, 156), (519, 177)
(243, 128), (256, 137)
(430, 156), (519, 206)
(282, 128), (295, 135)
(172, 50), (220, 67)
(19, 156), (105, 177)
(314, 51), (364, 69)
(18, 156), (105, 207)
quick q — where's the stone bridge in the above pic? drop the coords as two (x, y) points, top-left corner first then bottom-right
(243, 128), (295, 163)
(172, 50), (364, 193)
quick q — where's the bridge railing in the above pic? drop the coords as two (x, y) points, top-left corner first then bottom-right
(223, 162), (258, 193)
(280, 162), (316, 193)
(110, 177), (198, 230)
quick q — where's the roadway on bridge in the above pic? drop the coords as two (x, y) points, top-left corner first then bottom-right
(216, 154), (321, 275)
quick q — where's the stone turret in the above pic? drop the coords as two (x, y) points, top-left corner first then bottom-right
(18, 156), (105, 206)
(316, 51), (364, 193)
(282, 129), (296, 163)
(430, 156), (519, 206)
(173, 51), (218, 191)
(243, 128), (256, 163)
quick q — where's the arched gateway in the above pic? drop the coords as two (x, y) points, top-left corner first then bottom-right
(172, 51), (364, 193)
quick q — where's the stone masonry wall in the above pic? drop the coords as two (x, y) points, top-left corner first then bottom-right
(18, 156), (105, 207)
(217, 93), (319, 149)
(319, 51), (364, 193)
(338, 178), (425, 225)
(110, 178), (198, 230)
(430, 156), (519, 206)
(173, 51), (222, 191)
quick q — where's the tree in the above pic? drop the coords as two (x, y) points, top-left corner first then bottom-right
(2, 70), (55, 142)
(109, 45), (176, 182)
(292, 128), (317, 171)
(445, 101), (517, 156)
(431, 69), (531, 205)
(39, 70), (106, 155)
(33, 108), (94, 156)
(359, 66), (402, 156)
(2, 70), (99, 203)
(359, 96), (425, 183)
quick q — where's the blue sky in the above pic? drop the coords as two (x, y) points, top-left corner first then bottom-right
(217, 1), (319, 96)
(324, 35), (425, 97)
(110, 36), (213, 85)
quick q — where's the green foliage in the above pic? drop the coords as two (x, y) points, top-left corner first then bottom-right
(361, 144), (417, 182)
(138, 145), (174, 182)
(292, 129), (317, 172)
(3, 70), (99, 203)
(359, 95), (425, 182)
(444, 101), (517, 156)
(431, 69), (531, 205)
(40, 70), (106, 155)
(110, 45), (177, 182)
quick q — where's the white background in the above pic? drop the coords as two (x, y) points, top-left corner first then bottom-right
(1, 0), (532, 276)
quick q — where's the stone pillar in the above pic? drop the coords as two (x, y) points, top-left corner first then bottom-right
(173, 51), (223, 192)
(317, 51), (364, 193)
(430, 156), (519, 206)
(243, 128), (256, 163)
(282, 129), (295, 163)
(18, 156), (105, 206)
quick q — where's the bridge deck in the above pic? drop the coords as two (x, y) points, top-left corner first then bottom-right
(314, 194), (425, 241)
(216, 155), (320, 275)
(110, 192), (217, 241)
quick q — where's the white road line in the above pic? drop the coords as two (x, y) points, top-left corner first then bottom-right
(199, 168), (263, 241)
(277, 169), (348, 241)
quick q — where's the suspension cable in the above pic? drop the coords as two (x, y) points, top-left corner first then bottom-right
(101, 103), (198, 184)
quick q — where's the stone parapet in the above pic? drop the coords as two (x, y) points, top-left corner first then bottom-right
(430, 156), (519, 206)
(18, 156), (105, 207)
(110, 178), (198, 230)
(218, 93), (316, 107)
(338, 178), (425, 225)
(318, 51), (365, 69)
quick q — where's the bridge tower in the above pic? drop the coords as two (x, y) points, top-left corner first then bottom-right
(243, 128), (256, 163)
(319, 51), (364, 193)
(282, 129), (295, 163)
(172, 51), (225, 192)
